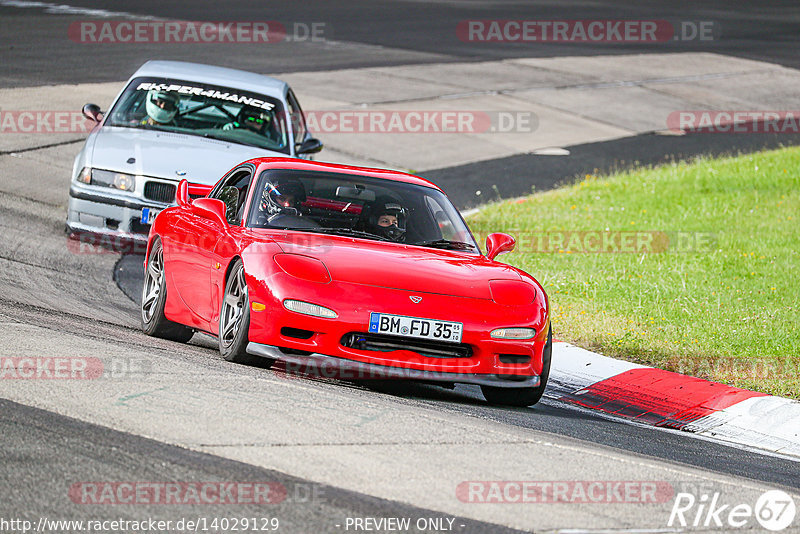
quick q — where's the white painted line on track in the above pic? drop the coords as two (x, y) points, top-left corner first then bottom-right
(0, 0), (161, 19)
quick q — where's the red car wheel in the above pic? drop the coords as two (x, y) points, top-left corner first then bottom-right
(219, 259), (269, 366)
(140, 238), (194, 343)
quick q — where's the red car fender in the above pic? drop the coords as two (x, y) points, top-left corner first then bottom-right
(512, 269), (550, 340)
(145, 207), (188, 325)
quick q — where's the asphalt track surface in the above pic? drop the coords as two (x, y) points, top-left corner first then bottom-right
(0, 398), (525, 534)
(2, 0), (800, 86)
(2, 1), (800, 532)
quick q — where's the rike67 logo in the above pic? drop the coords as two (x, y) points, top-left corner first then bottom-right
(669, 489), (796, 531)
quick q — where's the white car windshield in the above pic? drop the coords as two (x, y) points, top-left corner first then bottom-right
(105, 77), (290, 153)
(245, 169), (479, 252)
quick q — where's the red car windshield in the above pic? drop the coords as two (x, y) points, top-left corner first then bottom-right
(248, 169), (479, 252)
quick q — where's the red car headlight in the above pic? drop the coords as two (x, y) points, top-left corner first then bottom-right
(273, 253), (331, 284)
(488, 279), (537, 306)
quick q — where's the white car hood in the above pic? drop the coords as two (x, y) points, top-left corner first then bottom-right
(88, 127), (285, 185)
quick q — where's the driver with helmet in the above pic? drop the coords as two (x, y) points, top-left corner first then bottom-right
(261, 177), (305, 216)
(365, 197), (407, 242)
(223, 107), (282, 146)
(143, 89), (179, 125)
(224, 108), (273, 134)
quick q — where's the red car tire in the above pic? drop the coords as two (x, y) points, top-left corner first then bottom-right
(219, 259), (270, 367)
(141, 238), (194, 343)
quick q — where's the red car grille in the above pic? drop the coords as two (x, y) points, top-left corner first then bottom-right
(340, 332), (472, 359)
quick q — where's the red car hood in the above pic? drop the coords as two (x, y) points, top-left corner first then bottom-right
(265, 232), (521, 299)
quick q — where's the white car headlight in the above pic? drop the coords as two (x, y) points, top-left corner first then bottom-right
(490, 327), (536, 340)
(81, 168), (136, 192)
(283, 299), (337, 318)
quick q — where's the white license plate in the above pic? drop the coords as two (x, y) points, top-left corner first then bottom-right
(140, 207), (161, 225)
(368, 312), (463, 343)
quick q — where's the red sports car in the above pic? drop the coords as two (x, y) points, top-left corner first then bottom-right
(141, 158), (551, 406)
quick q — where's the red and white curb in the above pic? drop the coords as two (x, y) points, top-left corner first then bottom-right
(548, 342), (800, 458)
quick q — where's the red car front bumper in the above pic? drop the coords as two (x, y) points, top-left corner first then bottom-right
(245, 272), (549, 387)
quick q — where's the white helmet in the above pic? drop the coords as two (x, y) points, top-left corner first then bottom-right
(145, 89), (179, 124)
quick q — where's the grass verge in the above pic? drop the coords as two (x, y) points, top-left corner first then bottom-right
(468, 146), (800, 397)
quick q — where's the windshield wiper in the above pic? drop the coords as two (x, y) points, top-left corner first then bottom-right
(107, 122), (168, 132)
(293, 227), (393, 242)
(201, 132), (260, 148)
(413, 239), (477, 251)
(202, 132), (268, 150)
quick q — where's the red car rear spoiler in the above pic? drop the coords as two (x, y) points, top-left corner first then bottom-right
(187, 183), (213, 198)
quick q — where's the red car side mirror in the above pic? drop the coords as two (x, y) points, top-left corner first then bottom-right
(486, 232), (516, 261)
(176, 179), (191, 208)
(191, 198), (229, 228)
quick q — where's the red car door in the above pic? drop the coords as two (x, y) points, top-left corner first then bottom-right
(168, 209), (224, 327)
(181, 166), (254, 329)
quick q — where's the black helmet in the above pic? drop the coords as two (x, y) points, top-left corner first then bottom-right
(238, 107), (272, 133)
(367, 198), (407, 241)
(261, 177), (306, 217)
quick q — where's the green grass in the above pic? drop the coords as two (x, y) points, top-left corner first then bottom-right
(468, 147), (800, 397)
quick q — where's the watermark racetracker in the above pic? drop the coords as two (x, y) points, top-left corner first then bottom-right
(0, 111), (95, 133)
(302, 110), (537, 134)
(668, 111), (800, 134)
(0, 356), (152, 380)
(471, 231), (716, 254)
(457, 20), (719, 43)
(457, 480), (675, 503)
(68, 20), (329, 43)
(69, 482), (288, 505)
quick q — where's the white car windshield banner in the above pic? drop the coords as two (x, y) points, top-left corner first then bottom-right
(136, 82), (275, 111)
